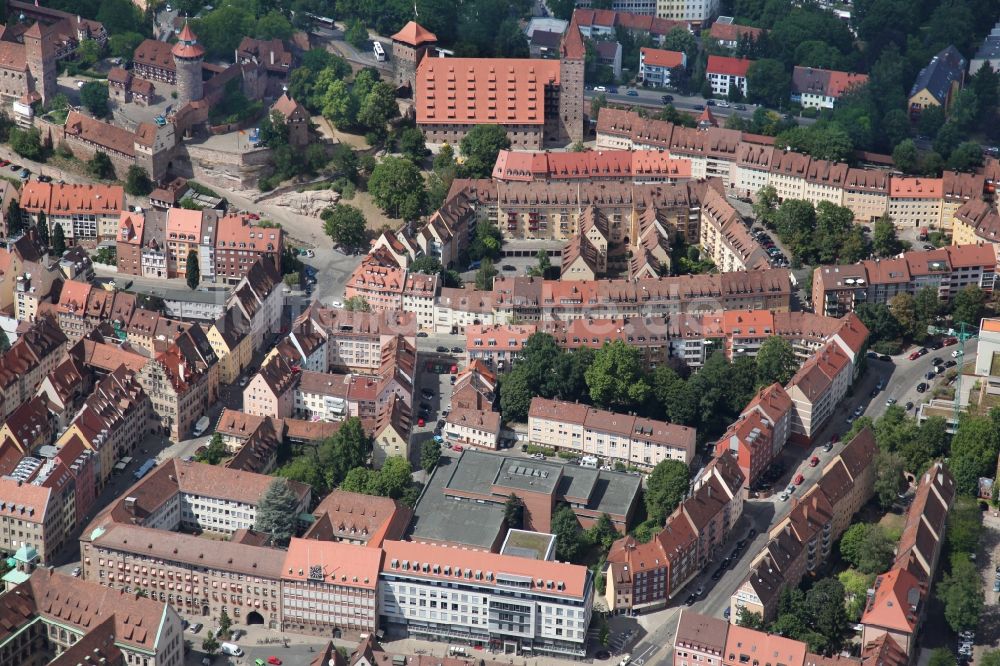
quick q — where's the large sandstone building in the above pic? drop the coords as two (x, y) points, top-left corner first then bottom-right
(395, 15), (584, 148)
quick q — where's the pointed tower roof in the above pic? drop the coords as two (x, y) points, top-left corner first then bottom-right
(697, 105), (718, 128)
(391, 21), (437, 47)
(561, 11), (586, 60)
(172, 22), (205, 59)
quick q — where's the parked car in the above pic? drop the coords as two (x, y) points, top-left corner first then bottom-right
(952, 349), (962, 358)
(793, 474), (805, 485)
(916, 383), (929, 393)
(943, 336), (958, 346)
(809, 456), (820, 467)
(71, 567), (81, 577)
(931, 357), (943, 365)
(626, 89), (639, 96)
(502, 264), (516, 271)
(661, 94), (674, 103)
(451, 346), (463, 353)
(926, 370), (937, 380)
(188, 623), (203, 634)
(706, 99), (716, 106)
(734, 104), (747, 110)
(885, 397), (897, 406)
(905, 401), (914, 410)
(879, 354), (893, 362)
(435, 346), (449, 353)
(779, 491), (790, 501)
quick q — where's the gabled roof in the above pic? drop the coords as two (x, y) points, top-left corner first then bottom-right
(909, 45), (966, 104)
(707, 55), (751, 77)
(861, 568), (923, 632)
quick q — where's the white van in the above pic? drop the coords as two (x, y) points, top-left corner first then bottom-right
(192, 416), (210, 437)
(219, 643), (243, 657)
(580, 455), (599, 468)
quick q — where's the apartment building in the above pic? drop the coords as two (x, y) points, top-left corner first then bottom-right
(226, 257), (284, 351)
(730, 427), (876, 621)
(282, 538), (382, 637)
(294, 305), (417, 373)
(888, 177), (943, 229)
(0, 477), (66, 565)
(0, 569), (184, 666)
(639, 47), (686, 87)
(655, 0), (719, 25)
(54, 280), (138, 344)
(294, 371), (380, 421)
(138, 344), (212, 441)
(344, 256), (439, 329)
(811, 244), (999, 316)
(790, 66), (868, 109)
(706, 56), (750, 97)
(0, 316), (67, 422)
(708, 19), (765, 49)
(18, 181), (125, 244)
(699, 188), (770, 272)
(785, 341), (853, 442)
(57, 364), (154, 489)
(303, 489), (411, 546)
(379, 539), (593, 657)
(714, 411), (772, 489)
(493, 149), (691, 185)
(860, 463), (955, 657)
(952, 199), (1000, 248)
(0, 232), (48, 315)
(466, 323), (538, 370)
(443, 408), (502, 449)
(373, 395), (413, 468)
(740, 383), (793, 459)
(843, 168), (891, 224)
(529, 397), (696, 467)
(605, 455), (745, 611)
(84, 521), (286, 628)
(214, 213), (284, 283)
(244, 353), (299, 418)
(207, 307), (253, 384)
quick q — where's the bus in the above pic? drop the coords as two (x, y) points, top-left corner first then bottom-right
(373, 41), (386, 62)
(303, 12), (335, 28)
(134, 458), (156, 480)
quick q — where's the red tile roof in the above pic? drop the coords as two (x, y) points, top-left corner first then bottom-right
(708, 22), (764, 43)
(416, 58), (561, 126)
(283, 537), (383, 589)
(639, 47), (684, 67)
(20, 181), (124, 216)
(861, 568), (923, 632)
(707, 55), (751, 77)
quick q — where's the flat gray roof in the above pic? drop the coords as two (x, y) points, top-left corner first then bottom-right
(588, 471), (642, 518)
(409, 457), (506, 550)
(494, 457), (562, 495)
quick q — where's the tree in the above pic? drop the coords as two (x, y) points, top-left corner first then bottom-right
(746, 59), (791, 108)
(939, 553), (985, 632)
(108, 32), (144, 60)
(585, 340), (651, 410)
(318, 417), (371, 487)
(948, 141), (984, 171)
(469, 221), (503, 261)
(398, 127), (429, 162)
(76, 38), (102, 68)
(323, 204), (367, 250)
(651, 366), (698, 426)
(254, 479), (300, 546)
(872, 215), (902, 257)
(345, 17), (369, 49)
(946, 496), (982, 555)
(357, 82), (400, 141)
(36, 211), (48, 248)
(256, 10), (293, 40)
(499, 369), (533, 423)
(51, 224), (66, 257)
(918, 105), (946, 138)
(891, 139), (920, 175)
(368, 156), (425, 219)
(888, 293), (917, 338)
(343, 295), (370, 312)
(839, 568), (875, 620)
(124, 165), (153, 196)
(6, 198), (23, 238)
(185, 250), (199, 289)
(80, 81), (109, 117)
(587, 513), (619, 551)
(202, 636), (219, 655)
(420, 439), (441, 473)
(460, 124), (511, 178)
(952, 285), (986, 326)
(736, 607), (767, 630)
(217, 609), (232, 636)
(504, 494), (524, 529)
(195, 433), (226, 465)
(755, 337), (797, 386)
(982, 652), (1000, 666)
(928, 649), (956, 666)
(591, 93), (607, 120)
(644, 459), (690, 524)
(474, 258), (498, 290)
(321, 79), (359, 128)
(856, 303), (902, 346)
(874, 450), (905, 508)
(528, 249), (551, 277)
(0, 328), (9, 353)
(839, 524), (895, 573)
(950, 415), (1000, 495)
(88, 151), (115, 180)
(803, 577), (848, 653)
(551, 504), (584, 562)
(9, 127), (42, 160)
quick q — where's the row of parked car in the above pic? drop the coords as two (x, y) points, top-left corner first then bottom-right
(750, 228), (789, 267)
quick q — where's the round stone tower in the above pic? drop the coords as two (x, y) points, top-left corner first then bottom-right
(172, 22), (205, 107)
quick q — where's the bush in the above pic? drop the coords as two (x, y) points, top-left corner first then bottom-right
(332, 177), (356, 199)
(523, 444), (555, 456)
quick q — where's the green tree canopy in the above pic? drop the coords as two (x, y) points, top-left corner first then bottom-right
(322, 204), (367, 250)
(551, 504), (584, 562)
(80, 81), (109, 117)
(755, 337), (797, 387)
(585, 340), (651, 410)
(938, 553), (985, 632)
(368, 157), (425, 219)
(644, 459), (690, 524)
(420, 439), (441, 473)
(460, 124), (511, 178)
(254, 478), (301, 546)
(185, 250), (200, 289)
(839, 523), (896, 573)
(124, 165), (153, 196)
